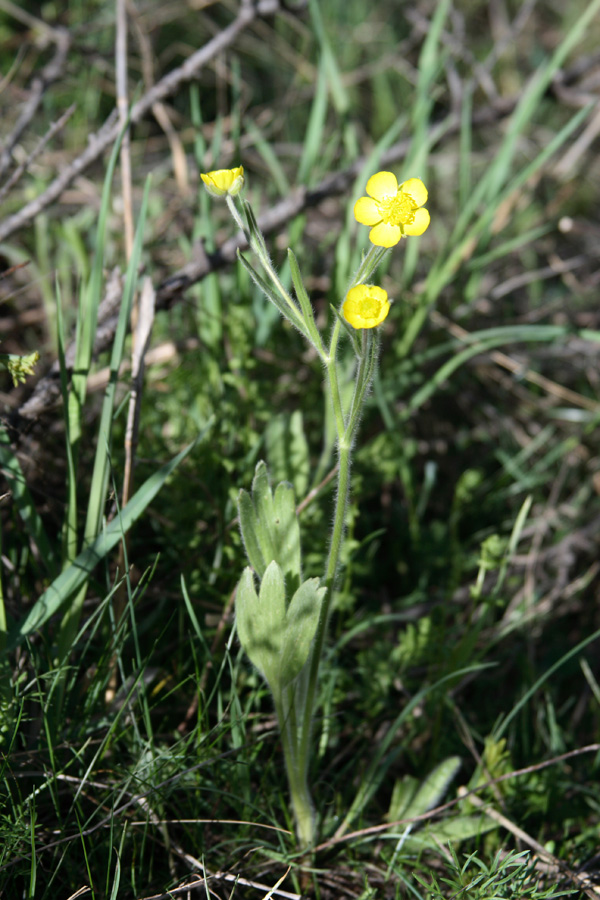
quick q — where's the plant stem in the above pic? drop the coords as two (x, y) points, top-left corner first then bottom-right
(276, 688), (316, 847)
(353, 244), (388, 284)
(297, 324), (368, 769)
(228, 197), (387, 850)
(226, 194), (248, 237)
(0, 521), (6, 650)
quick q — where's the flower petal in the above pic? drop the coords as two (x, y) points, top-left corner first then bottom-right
(354, 196), (381, 226)
(400, 177), (428, 208)
(201, 165), (244, 197)
(403, 207), (430, 236)
(369, 222), (402, 248)
(345, 284), (368, 305)
(371, 297), (391, 327)
(211, 169), (236, 190)
(366, 171), (398, 201)
(370, 285), (387, 303)
(201, 173), (226, 196)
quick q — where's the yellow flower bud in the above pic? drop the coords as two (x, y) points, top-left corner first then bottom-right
(200, 166), (244, 198)
(342, 284), (390, 330)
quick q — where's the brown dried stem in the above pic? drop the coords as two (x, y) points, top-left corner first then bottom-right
(0, 0), (275, 244)
(0, 22), (71, 179)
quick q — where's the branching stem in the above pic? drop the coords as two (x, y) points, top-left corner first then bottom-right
(228, 197), (387, 848)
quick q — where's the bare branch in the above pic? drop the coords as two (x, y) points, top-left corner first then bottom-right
(0, 104), (76, 207)
(14, 268), (124, 423)
(0, 0), (270, 244)
(9, 62), (590, 430)
(0, 27), (71, 179)
(116, 0), (134, 261)
(7, 106), (499, 428)
(128, 0), (189, 193)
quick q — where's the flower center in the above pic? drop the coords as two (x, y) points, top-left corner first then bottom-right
(376, 191), (416, 227)
(358, 295), (382, 320)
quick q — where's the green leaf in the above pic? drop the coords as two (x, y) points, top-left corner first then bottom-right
(387, 776), (419, 823)
(296, 59), (329, 186)
(84, 176), (151, 549)
(236, 563), (324, 692)
(287, 249), (324, 356)
(238, 461), (304, 591)
(335, 663), (494, 839)
(245, 119), (289, 195)
(399, 814), (497, 852)
(57, 176), (152, 662)
(237, 489), (266, 578)
(266, 410), (310, 501)
(235, 562), (286, 688)
(273, 480), (302, 593)
(279, 578), (324, 687)
(7, 438), (197, 649)
(0, 424), (57, 577)
(234, 568), (258, 643)
(69, 117), (128, 453)
(241, 200), (268, 258)
(390, 756), (462, 823)
(259, 559), (287, 631)
(252, 460), (276, 564)
(236, 250), (308, 339)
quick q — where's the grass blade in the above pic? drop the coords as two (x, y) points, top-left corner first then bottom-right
(7, 437), (199, 649)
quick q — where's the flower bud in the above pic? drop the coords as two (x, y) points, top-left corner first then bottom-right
(200, 165), (244, 198)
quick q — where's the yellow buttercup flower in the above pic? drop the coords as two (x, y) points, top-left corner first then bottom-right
(201, 165), (244, 198)
(354, 172), (430, 248)
(342, 284), (390, 330)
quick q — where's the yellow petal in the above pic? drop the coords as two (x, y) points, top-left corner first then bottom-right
(201, 166), (244, 197)
(403, 207), (430, 236)
(210, 169), (234, 189)
(400, 177), (428, 207)
(366, 171), (398, 201)
(366, 285), (388, 305)
(354, 196), (381, 226)
(201, 172), (226, 196)
(369, 222), (402, 248)
(343, 306), (364, 329)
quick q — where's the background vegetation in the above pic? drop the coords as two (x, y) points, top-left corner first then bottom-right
(1, 0), (599, 897)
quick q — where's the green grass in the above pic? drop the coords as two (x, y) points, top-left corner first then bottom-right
(1, 0), (600, 896)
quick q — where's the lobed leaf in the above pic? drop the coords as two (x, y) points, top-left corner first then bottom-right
(279, 577), (324, 687)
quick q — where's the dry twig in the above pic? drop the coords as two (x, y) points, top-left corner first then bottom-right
(0, 22), (71, 178)
(0, 0), (278, 244)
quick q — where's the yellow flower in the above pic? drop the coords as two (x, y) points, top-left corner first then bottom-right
(342, 284), (390, 330)
(354, 172), (430, 248)
(4, 350), (40, 386)
(201, 165), (244, 198)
